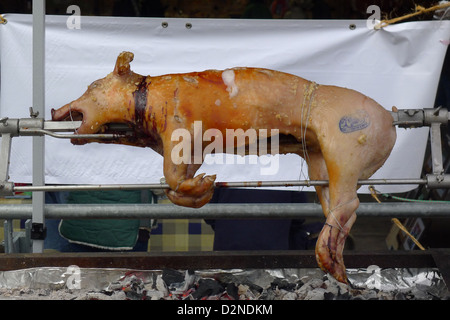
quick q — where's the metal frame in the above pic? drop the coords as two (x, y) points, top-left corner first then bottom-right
(32, 0), (46, 253)
(1, 3), (449, 257)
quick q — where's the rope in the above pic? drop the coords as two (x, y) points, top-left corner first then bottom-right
(369, 186), (426, 251)
(325, 197), (358, 232)
(376, 2), (450, 29)
(298, 81), (318, 185)
(0, 15), (7, 25)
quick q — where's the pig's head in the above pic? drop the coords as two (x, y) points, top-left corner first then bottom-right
(52, 51), (159, 150)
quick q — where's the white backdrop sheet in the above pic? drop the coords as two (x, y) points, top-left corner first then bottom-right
(1, 14), (449, 193)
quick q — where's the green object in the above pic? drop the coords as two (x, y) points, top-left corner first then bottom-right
(59, 190), (146, 250)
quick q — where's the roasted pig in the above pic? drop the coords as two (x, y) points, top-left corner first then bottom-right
(52, 52), (396, 283)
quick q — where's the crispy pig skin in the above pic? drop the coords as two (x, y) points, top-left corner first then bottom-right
(52, 52), (396, 283)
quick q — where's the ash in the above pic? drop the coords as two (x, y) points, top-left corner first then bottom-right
(0, 266), (448, 300)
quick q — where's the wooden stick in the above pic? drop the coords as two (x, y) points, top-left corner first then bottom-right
(376, 2), (450, 29)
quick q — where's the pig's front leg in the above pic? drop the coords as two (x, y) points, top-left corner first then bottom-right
(163, 146), (216, 208)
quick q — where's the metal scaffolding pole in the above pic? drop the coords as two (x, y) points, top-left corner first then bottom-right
(32, 0), (46, 253)
(0, 202), (448, 220)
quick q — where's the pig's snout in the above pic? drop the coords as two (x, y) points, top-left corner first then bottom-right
(51, 103), (84, 122)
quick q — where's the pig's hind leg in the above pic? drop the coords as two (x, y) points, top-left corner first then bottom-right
(308, 144), (359, 283)
(308, 149), (360, 284)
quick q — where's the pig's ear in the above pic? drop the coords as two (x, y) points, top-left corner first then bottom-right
(114, 51), (134, 76)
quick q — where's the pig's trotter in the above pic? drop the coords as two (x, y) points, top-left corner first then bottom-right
(315, 199), (358, 284)
(176, 173), (216, 195)
(165, 174), (216, 208)
(316, 223), (350, 284)
(165, 188), (214, 208)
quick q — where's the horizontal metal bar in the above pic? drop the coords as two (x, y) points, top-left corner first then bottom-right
(13, 178), (426, 193)
(0, 202), (448, 220)
(43, 121), (131, 132)
(21, 129), (123, 139)
(15, 184), (168, 192)
(216, 179), (426, 188)
(0, 250), (444, 272)
(43, 121), (82, 131)
(0, 108), (446, 138)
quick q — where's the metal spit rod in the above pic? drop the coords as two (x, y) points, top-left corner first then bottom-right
(12, 178), (426, 193)
(0, 107), (448, 138)
(7, 106), (450, 139)
(36, 120), (125, 139)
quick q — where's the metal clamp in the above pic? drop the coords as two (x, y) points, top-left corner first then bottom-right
(423, 107), (449, 126)
(424, 107), (448, 188)
(426, 174), (450, 189)
(391, 106), (450, 128)
(0, 117), (52, 196)
(391, 109), (425, 128)
(391, 106), (450, 189)
(0, 116), (131, 197)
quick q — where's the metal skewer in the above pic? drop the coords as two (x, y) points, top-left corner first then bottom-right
(12, 178), (427, 193)
(23, 128), (123, 140)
